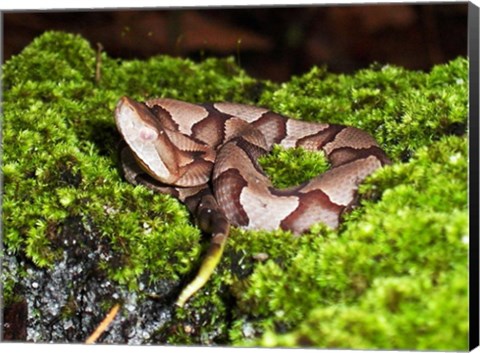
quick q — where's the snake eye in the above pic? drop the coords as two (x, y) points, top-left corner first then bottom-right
(139, 126), (158, 141)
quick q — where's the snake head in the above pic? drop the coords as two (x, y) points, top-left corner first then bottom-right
(115, 96), (179, 183)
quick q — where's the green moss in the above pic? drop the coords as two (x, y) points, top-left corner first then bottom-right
(231, 136), (468, 350)
(259, 144), (330, 188)
(2, 31), (468, 348)
(255, 266), (468, 350)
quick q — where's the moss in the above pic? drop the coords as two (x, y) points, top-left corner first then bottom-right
(231, 136), (468, 350)
(2, 31), (468, 348)
(254, 266), (468, 350)
(259, 144), (330, 188)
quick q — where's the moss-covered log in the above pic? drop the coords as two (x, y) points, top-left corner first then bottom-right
(2, 31), (468, 349)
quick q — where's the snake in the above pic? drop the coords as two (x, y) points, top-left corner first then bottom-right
(114, 96), (390, 307)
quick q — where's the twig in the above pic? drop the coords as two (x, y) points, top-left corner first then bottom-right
(95, 42), (104, 85)
(85, 303), (120, 344)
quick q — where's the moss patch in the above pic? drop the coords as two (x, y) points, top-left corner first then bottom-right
(2, 31), (468, 349)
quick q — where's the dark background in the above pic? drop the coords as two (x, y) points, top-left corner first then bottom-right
(3, 3), (468, 82)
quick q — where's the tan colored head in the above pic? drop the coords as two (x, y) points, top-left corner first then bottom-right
(115, 96), (174, 183)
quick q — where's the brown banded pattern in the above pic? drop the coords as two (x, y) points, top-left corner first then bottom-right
(115, 96), (390, 306)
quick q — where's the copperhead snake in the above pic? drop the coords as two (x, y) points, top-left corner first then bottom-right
(114, 96), (390, 306)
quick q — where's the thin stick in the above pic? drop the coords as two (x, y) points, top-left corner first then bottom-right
(95, 42), (104, 85)
(85, 303), (120, 344)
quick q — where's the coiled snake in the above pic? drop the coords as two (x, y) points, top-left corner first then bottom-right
(115, 96), (390, 306)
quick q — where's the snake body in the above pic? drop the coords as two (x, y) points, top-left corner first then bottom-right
(115, 96), (390, 306)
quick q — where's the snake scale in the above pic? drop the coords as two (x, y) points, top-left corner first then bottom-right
(115, 96), (390, 306)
